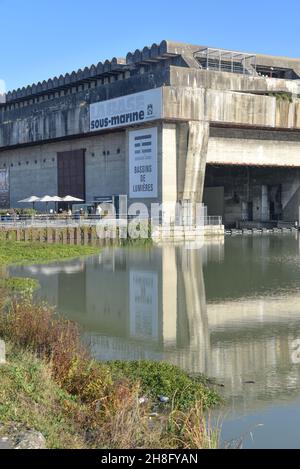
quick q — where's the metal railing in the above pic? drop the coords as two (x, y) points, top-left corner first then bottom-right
(194, 48), (257, 77)
(204, 216), (223, 226)
(0, 214), (223, 228)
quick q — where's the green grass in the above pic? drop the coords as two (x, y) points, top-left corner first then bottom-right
(108, 361), (220, 411)
(0, 344), (221, 449)
(0, 240), (100, 266)
(0, 277), (40, 295)
(0, 343), (87, 449)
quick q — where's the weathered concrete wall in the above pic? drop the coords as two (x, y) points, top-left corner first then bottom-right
(0, 71), (169, 149)
(0, 132), (126, 208)
(2, 79), (300, 150)
(207, 135), (300, 167)
(9, 150), (58, 208)
(163, 87), (278, 127)
(169, 66), (300, 95)
(85, 132), (126, 203)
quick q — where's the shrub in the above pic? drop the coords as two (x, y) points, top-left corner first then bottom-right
(0, 295), (123, 409)
(0, 296), (88, 383)
(108, 361), (220, 411)
(62, 358), (113, 404)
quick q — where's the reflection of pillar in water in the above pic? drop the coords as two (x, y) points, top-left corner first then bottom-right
(162, 245), (177, 345)
(177, 246), (210, 373)
(260, 235), (270, 272)
(206, 240), (225, 263)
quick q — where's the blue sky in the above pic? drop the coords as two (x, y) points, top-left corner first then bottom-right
(1, 0), (300, 91)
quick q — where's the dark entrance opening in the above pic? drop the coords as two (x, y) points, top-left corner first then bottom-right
(247, 202), (253, 221)
(269, 184), (282, 221)
(57, 149), (86, 209)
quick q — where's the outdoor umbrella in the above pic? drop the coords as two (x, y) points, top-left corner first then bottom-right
(62, 196), (84, 202)
(62, 195), (84, 212)
(18, 196), (41, 210)
(51, 196), (63, 213)
(39, 195), (56, 213)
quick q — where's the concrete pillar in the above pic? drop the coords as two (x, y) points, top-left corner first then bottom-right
(261, 185), (269, 221)
(182, 121), (209, 205)
(161, 123), (177, 224)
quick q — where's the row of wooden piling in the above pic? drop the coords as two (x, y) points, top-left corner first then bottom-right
(0, 226), (123, 246)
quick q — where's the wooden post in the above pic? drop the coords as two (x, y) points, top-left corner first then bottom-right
(32, 228), (38, 243)
(62, 229), (67, 245)
(76, 227), (81, 245)
(47, 228), (53, 244)
(0, 339), (5, 365)
(83, 227), (89, 245)
(54, 229), (60, 244)
(69, 228), (74, 245)
(90, 227), (96, 245)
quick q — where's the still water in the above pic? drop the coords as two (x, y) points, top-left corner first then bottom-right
(9, 234), (300, 448)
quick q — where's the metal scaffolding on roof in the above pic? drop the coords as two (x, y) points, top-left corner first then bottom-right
(194, 48), (257, 76)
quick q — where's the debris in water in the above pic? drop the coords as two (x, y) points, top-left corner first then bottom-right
(158, 396), (170, 404)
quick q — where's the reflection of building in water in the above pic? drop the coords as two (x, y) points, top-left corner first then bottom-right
(206, 297), (300, 409)
(82, 245), (214, 369)
(10, 244), (219, 355)
(129, 271), (158, 340)
(9, 236), (300, 410)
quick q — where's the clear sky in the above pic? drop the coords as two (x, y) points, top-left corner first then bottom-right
(1, 0), (300, 92)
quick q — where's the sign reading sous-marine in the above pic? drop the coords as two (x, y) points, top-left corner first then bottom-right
(89, 88), (163, 131)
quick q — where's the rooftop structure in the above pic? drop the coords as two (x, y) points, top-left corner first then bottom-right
(2, 40), (300, 107)
(194, 48), (257, 75)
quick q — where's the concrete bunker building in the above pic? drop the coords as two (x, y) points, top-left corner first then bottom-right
(2, 40), (300, 227)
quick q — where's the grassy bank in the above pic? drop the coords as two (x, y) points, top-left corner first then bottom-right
(0, 239), (101, 295)
(0, 343), (87, 448)
(0, 292), (221, 449)
(0, 240), (100, 266)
